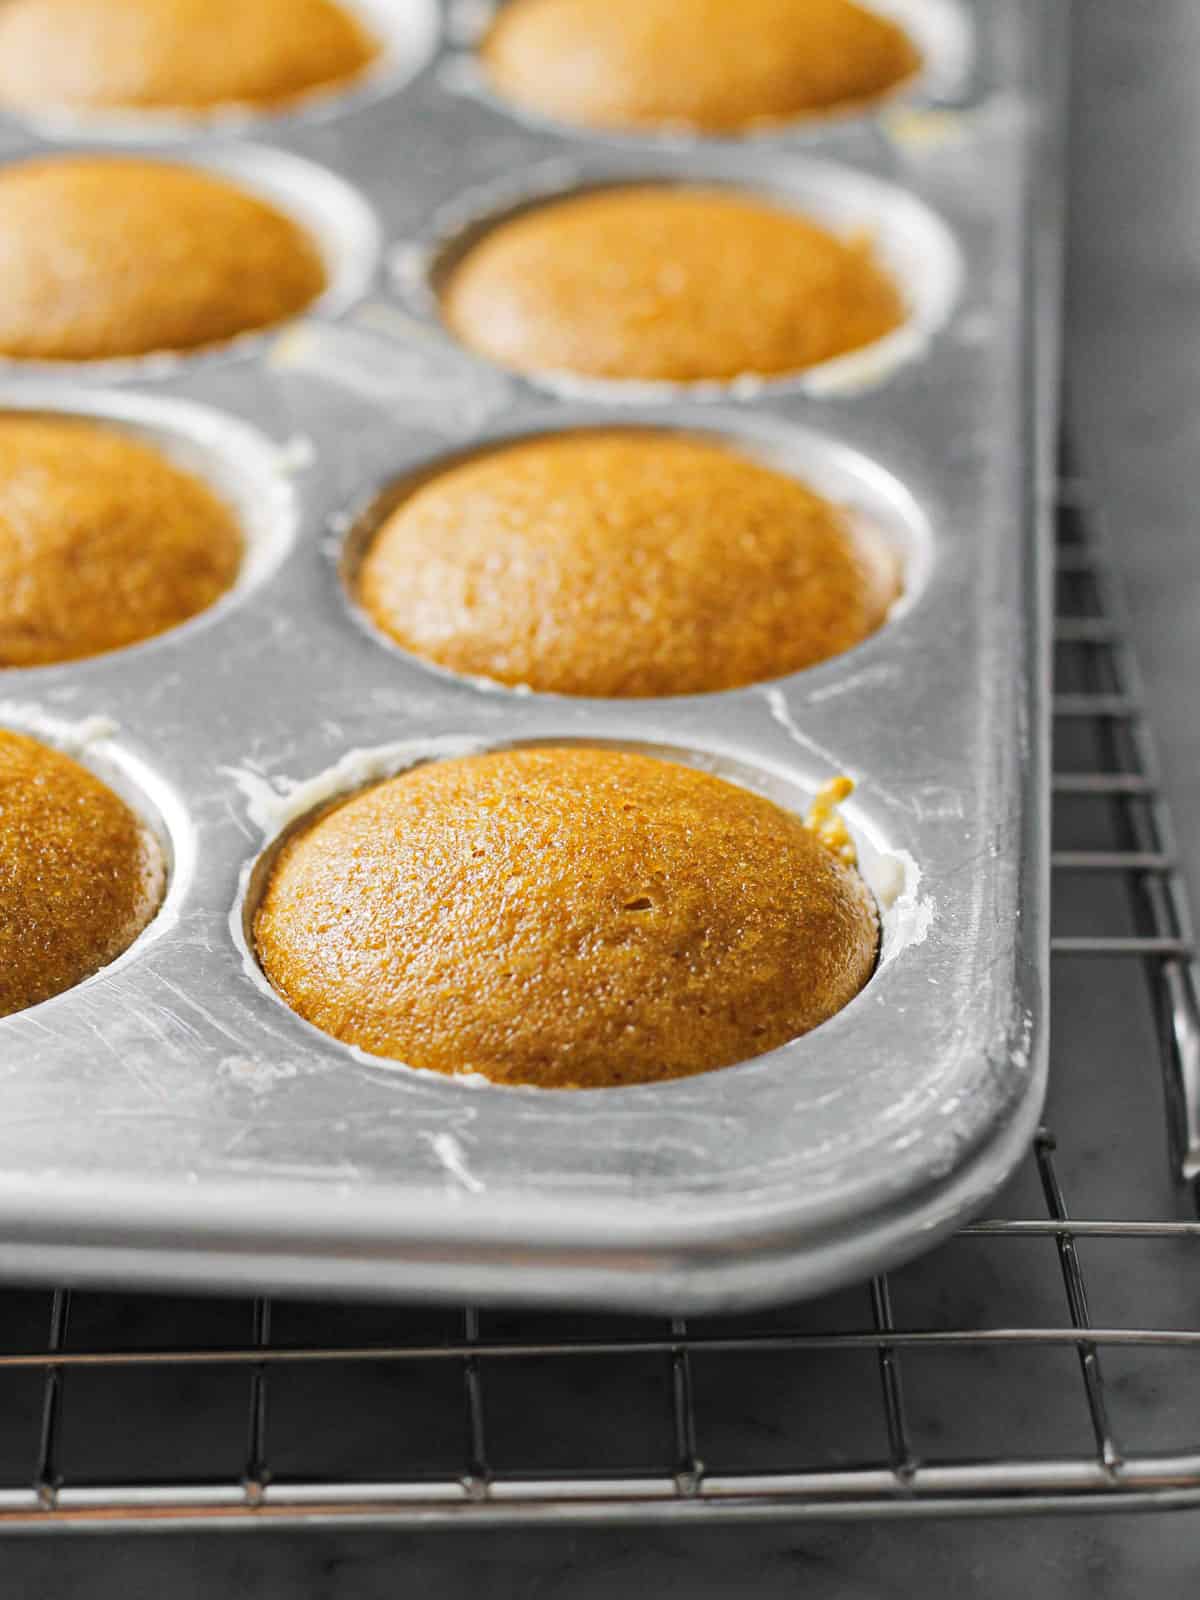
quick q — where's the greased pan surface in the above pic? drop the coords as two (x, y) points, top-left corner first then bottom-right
(0, 0), (1055, 1311)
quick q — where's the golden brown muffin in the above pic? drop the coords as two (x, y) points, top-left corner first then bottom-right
(0, 156), (327, 362)
(0, 0), (378, 115)
(483, 0), (921, 133)
(0, 415), (244, 667)
(358, 429), (899, 696)
(253, 746), (879, 1088)
(441, 185), (905, 383)
(0, 730), (165, 1018)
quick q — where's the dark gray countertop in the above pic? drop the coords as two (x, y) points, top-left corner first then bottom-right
(4, 1513), (1200, 1600)
(9, 1), (1200, 1592)
(1067, 0), (1200, 924)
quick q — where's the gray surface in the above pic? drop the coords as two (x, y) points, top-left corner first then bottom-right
(7, 0), (1200, 1592)
(5, 1517), (1200, 1600)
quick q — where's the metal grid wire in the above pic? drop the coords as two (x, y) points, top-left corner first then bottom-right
(1, 460), (1199, 1533)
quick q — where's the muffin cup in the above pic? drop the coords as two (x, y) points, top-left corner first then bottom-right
(0, 143), (382, 381)
(0, 0), (442, 143)
(443, 0), (975, 149)
(417, 155), (963, 398)
(232, 735), (920, 1077)
(335, 405), (934, 695)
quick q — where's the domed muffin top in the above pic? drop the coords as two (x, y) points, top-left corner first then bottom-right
(253, 745), (879, 1088)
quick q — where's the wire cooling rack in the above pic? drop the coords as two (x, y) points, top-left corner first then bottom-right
(0, 454), (1198, 1534)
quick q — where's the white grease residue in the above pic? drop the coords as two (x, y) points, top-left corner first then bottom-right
(758, 686), (935, 967)
(351, 301), (438, 341)
(275, 434), (316, 475)
(1007, 1006), (1035, 1076)
(761, 685), (847, 773)
(223, 734), (487, 838)
(421, 1131), (486, 1193)
(807, 662), (900, 705)
(873, 854), (907, 912)
(877, 848), (934, 966)
(219, 1054), (301, 1095)
(0, 702), (117, 754)
(0, 344), (199, 386)
(524, 340), (928, 405)
(882, 106), (970, 152)
(910, 785), (966, 823)
(59, 715), (120, 754)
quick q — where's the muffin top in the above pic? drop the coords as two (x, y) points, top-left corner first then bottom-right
(0, 0), (378, 115)
(0, 414), (243, 667)
(253, 746), (879, 1088)
(358, 429), (899, 697)
(483, 0), (921, 133)
(0, 729), (165, 1018)
(0, 156), (327, 362)
(441, 185), (905, 383)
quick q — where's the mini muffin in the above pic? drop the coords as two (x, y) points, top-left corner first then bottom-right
(483, 0), (921, 133)
(0, 415), (243, 667)
(0, 0), (378, 115)
(358, 429), (899, 696)
(253, 746), (879, 1088)
(0, 156), (327, 362)
(441, 185), (905, 383)
(0, 730), (165, 1018)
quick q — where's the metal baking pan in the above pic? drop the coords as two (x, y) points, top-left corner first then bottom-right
(0, 0), (1055, 1312)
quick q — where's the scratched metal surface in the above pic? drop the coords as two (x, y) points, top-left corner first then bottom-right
(0, 0), (1052, 1311)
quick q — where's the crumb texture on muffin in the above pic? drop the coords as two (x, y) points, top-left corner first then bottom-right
(0, 415), (243, 666)
(0, 0), (379, 114)
(0, 156), (327, 362)
(0, 730), (165, 1018)
(358, 429), (899, 696)
(253, 745), (879, 1088)
(442, 185), (905, 382)
(484, 0), (921, 132)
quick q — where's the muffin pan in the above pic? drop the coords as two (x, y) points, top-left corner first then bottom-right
(0, 0), (1056, 1310)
